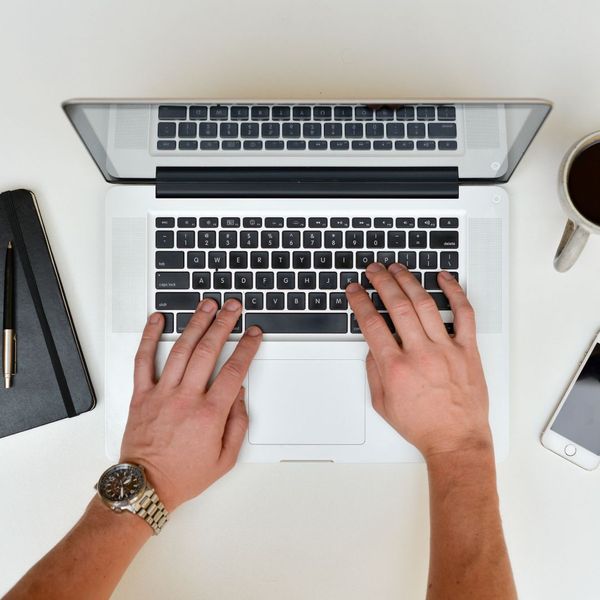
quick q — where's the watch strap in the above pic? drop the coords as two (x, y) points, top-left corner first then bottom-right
(132, 487), (169, 535)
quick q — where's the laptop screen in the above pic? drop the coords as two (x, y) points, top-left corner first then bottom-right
(63, 99), (550, 184)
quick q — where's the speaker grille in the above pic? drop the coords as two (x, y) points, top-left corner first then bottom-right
(464, 106), (500, 149)
(114, 107), (149, 150)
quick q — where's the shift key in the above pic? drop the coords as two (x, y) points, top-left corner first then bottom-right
(156, 292), (200, 311)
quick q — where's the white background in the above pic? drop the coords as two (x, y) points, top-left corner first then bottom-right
(1, 1), (600, 598)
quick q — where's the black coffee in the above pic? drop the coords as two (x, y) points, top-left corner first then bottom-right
(568, 142), (600, 225)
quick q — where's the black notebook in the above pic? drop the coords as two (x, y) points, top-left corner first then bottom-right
(0, 189), (95, 437)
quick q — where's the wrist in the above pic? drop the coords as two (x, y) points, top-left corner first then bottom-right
(87, 495), (153, 541)
(425, 436), (495, 476)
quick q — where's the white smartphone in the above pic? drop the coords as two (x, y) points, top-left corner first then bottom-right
(541, 331), (600, 470)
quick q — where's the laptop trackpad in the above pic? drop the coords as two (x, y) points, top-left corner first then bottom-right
(248, 359), (366, 445)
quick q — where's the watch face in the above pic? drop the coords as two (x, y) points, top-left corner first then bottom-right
(98, 464), (145, 503)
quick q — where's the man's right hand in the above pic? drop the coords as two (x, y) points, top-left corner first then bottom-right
(345, 262), (492, 460)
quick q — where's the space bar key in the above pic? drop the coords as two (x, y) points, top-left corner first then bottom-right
(245, 313), (348, 333)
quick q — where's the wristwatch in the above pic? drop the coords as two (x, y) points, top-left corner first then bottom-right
(95, 463), (169, 535)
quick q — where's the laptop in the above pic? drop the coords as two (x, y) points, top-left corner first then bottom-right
(63, 98), (551, 462)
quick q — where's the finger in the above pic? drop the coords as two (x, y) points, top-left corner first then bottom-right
(160, 298), (219, 387)
(181, 299), (244, 390)
(437, 272), (476, 343)
(364, 262), (426, 347)
(346, 282), (401, 365)
(219, 387), (249, 469)
(207, 326), (263, 410)
(133, 313), (164, 392)
(387, 263), (449, 342)
(365, 351), (385, 416)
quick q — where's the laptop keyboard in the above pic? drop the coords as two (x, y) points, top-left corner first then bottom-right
(155, 104), (458, 153)
(153, 214), (460, 336)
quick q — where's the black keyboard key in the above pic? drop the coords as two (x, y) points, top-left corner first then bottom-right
(340, 271), (359, 288)
(234, 272), (253, 289)
(156, 251), (184, 269)
(375, 107), (395, 120)
(396, 106), (415, 120)
(213, 272), (232, 289)
(192, 272), (211, 289)
(374, 218), (393, 228)
(178, 140), (198, 150)
(348, 218), (369, 230)
(303, 230), (321, 248)
(417, 106), (436, 121)
(198, 231), (216, 248)
(210, 105), (228, 120)
(331, 217), (349, 228)
(287, 217), (306, 228)
(178, 122), (197, 138)
(245, 292), (263, 310)
(208, 251), (227, 269)
(158, 122), (176, 138)
(203, 292), (222, 308)
(220, 123), (239, 138)
(437, 106), (456, 121)
(396, 217), (415, 228)
(155, 272), (190, 289)
(177, 217), (196, 228)
(314, 251), (332, 269)
(156, 230), (174, 248)
(265, 217), (284, 228)
(419, 251), (438, 270)
(266, 292), (284, 310)
(355, 106), (373, 120)
(377, 252), (395, 266)
(199, 123), (218, 137)
(309, 140), (328, 150)
(330, 140), (350, 150)
(407, 123), (426, 138)
(424, 271), (458, 290)
(386, 123), (405, 138)
(282, 231), (301, 248)
(245, 312), (347, 333)
(309, 217), (328, 228)
(366, 123), (384, 138)
(230, 252), (247, 269)
(272, 251), (290, 269)
(262, 122), (280, 138)
(156, 292), (199, 311)
(356, 252), (375, 269)
(277, 272), (295, 289)
(373, 141), (393, 150)
(240, 230), (259, 248)
(218, 231), (237, 248)
(155, 218), (176, 230)
(440, 218), (459, 228)
(408, 231), (427, 248)
(243, 140), (263, 150)
(324, 123), (343, 138)
(371, 292), (385, 310)
(230, 106), (249, 120)
(335, 252), (353, 269)
(241, 123), (259, 138)
(350, 313), (361, 334)
(430, 292), (451, 311)
(161, 313), (174, 334)
(199, 218), (218, 228)
(313, 106), (332, 120)
(282, 123), (301, 138)
(417, 141), (436, 151)
(221, 216), (240, 228)
(345, 230), (364, 248)
(243, 217), (262, 228)
(397, 251), (417, 269)
(440, 252), (459, 270)
(200, 141), (220, 150)
(298, 271), (316, 289)
(176, 313), (193, 333)
(303, 123), (321, 138)
(287, 140), (306, 150)
(428, 123), (457, 139)
(417, 218), (437, 228)
(261, 230), (280, 248)
(272, 106), (291, 120)
(438, 141), (458, 151)
(387, 231), (406, 248)
(265, 140), (285, 150)
(159, 105), (186, 120)
(395, 140), (414, 150)
(250, 251), (269, 269)
(189, 106), (208, 120)
(256, 272), (274, 289)
(309, 292), (327, 310)
(157, 140), (176, 150)
(345, 123), (363, 138)
(352, 140), (371, 150)
(360, 272), (373, 289)
(187, 252), (206, 269)
(367, 231), (384, 248)
(430, 231), (459, 249)
(334, 106), (353, 120)
(288, 292), (305, 310)
(292, 106), (311, 120)
(329, 293), (348, 310)
(292, 252), (311, 269)
(319, 271), (337, 289)
(251, 106), (270, 120)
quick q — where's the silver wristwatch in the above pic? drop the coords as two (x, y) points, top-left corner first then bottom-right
(95, 463), (169, 535)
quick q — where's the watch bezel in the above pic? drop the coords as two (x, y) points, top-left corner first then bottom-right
(96, 463), (147, 511)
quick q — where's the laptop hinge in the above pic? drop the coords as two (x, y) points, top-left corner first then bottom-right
(155, 167), (459, 199)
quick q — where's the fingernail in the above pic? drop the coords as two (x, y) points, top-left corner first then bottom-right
(439, 271), (454, 280)
(223, 299), (242, 311)
(388, 262), (407, 274)
(246, 325), (262, 336)
(366, 262), (384, 273)
(200, 299), (217, 313)
(149, 312), (161, 324)
(345, 282), (362, 294)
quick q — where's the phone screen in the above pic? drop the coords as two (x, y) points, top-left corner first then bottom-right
(551, 343), (600, 454)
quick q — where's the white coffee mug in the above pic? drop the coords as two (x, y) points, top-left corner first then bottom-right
(554, 131), (600, 272)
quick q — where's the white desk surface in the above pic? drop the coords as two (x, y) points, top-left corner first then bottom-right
(1, 1), (600, 598)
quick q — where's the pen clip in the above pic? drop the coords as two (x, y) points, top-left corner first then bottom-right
(11, 333), (16, 375)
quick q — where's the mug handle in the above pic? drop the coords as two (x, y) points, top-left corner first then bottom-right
(553, 220), (589, 272)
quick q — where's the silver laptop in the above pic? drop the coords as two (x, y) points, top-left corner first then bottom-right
(63, 98), (551, 462)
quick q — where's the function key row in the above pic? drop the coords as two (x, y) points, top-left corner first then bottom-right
(158, 105), (456, 122)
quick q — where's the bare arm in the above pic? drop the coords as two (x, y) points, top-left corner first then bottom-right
(346, 262), (516, 600)
(6, 298), (262, 600)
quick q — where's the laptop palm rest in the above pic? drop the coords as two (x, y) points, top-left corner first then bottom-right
(247, 358), (366, 445)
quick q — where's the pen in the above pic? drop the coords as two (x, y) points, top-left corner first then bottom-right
(3, 241), (16, 389)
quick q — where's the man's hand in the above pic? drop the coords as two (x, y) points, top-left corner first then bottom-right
(120, 298), (262, 511)
(346, 262), (491, 459)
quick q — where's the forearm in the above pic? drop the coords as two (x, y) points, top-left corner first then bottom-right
(426, 443), (516, 600)
(5, 496), (152, 600)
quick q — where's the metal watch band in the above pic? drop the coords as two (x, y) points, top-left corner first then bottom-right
(132, 488), (169, 535)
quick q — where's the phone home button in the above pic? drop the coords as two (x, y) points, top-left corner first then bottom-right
(564, 444), (577, 457)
